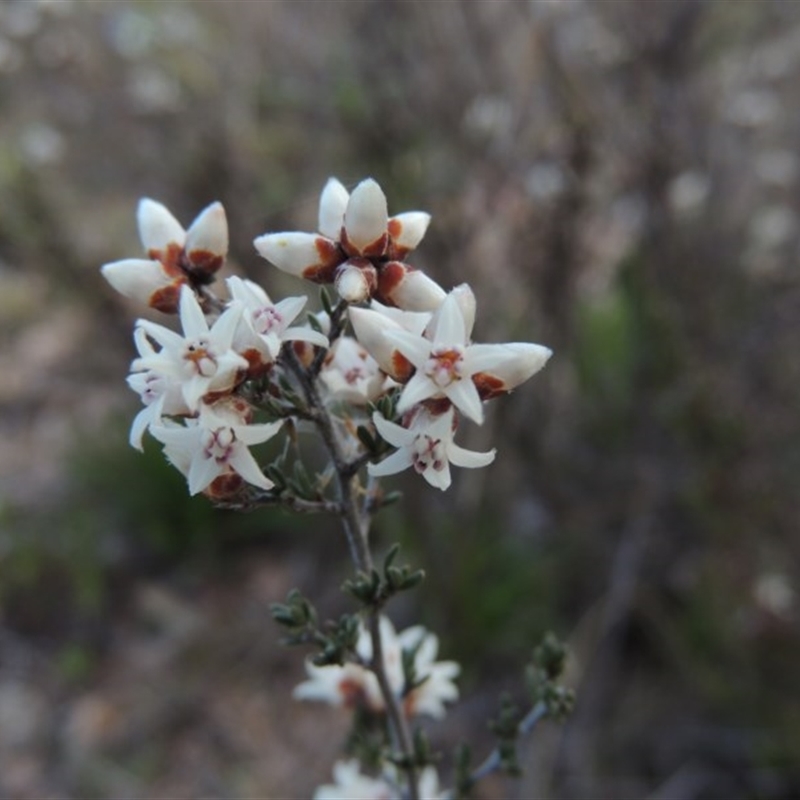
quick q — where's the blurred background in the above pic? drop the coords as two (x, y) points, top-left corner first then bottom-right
(1, 0), (799, 797)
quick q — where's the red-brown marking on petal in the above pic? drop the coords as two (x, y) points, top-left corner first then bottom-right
(390, 350), (415, 382)
(241, 347), (272, 378)
(302, 262), (339, 284)
(150, 242), (185, 277)
(335, 258), (378, 296)
(473, 372), (506, 400)
(387, 217), (403, 239)
(149, 280), (185, 314)
(205, 471), (245, 500)
(375, 260), (409, 307)
(420, 397), (453, 416)
(340, 228), (388, 259)
(338, 678), (367, 709)
(187, 249), (224, 276)
(292, 340), (317, 368)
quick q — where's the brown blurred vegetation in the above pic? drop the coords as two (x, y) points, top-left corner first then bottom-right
(1, 0), (800, 797)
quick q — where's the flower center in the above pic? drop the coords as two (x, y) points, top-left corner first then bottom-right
(182, 337), (218, 377)
(252, 305), (283, 335)
(202, 426), (236, 464)
(412, 434), (446, 473)
(424, 346), (465, 388)
(344, 366), (365, 385)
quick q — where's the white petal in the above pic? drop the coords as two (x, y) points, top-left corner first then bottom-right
(372, 412), (416, 447)
(448, 283), (477, 339)
(135, 319), (185, 353)
(281, 326), (329, 349)
(101, 259), (172, 302)
(431, 293), (467, 345)
(254, 232), (333, 278)
(273, 295), (307, 328)
(235, 420), (284, 446)
(384, 268), (446, 312)
(185, 201), (228, 260)
(228, 445), (272, 490)
(182, 374), (210, 411)
(129, 403), (159, 452)
(444, 378), (484, 424)
(318, 177), (349, 239)
(137, 198), (185, 254)
(382, 328), (433, 370)
(348, 307), (402, 375)
(390, 211), (431, 250)
(149, 423), (197, 449)
(188, 454), (223, 496)
(227, 275), (269, 308)
(447, 441), (496, 469)
(344, 178), (388, 252)
(470, 342), (553, 389)
(209, 302), (244, 350)
(396, 371), (439, 414)
(368, 447), (415, 477)
(422, 461), (452, 491)
(178, 286), (209, 338)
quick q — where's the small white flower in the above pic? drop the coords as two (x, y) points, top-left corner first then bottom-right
(226, 276), (328, 368)
(313, 761), (444, 800)
(149, 402), (282, 495)
(313, 760), (394, 800)
(294, 616), (459, 719)
(254, 177), (444, 309)
(132, 286), (248, 411)
(320, 336), (387, 405)
(126, 327), (190, 451)
(101, 199), (228, 312)
(369, 407), (495, 492)
(384, 290), (552, 424)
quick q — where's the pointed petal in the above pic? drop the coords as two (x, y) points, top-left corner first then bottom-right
(343, 179), (388, 254)
(378, 263), (447, 312)
(431, 293), (466, 345)
(137, 198), (185, 255)
(236, 420), (284, 446)
(188, 454), (222, 495)
(447, 441), (496, 469)
(389, 211), (431, 251)
(447, 283), (477, 339)
(281, 326), (329, 349)
(396, 371), (439, 414)
(368, 447), (414, 477)
(149, 423), (197, 449)
(209, 303), (244, 350)
(318, 177), (349, 239)
(178, 286), (209, 337)
(370, 300), (432, 336)
(423, 461), (452, 491)
(228, 445), (272, 490)
(101, 259), (172, 303)
(348, 306), (401, 374)
(273, 295), (307, 327)
(445, 378), (484, 424)
(226, 275), (269, 308)
(129, 404), (159, 452)
(254, 232), (339, 281)
(382, 328), (433, 369)
(185, 201), (228, 263)
(135, 318), (185, 352)
(470, 342), (553, 390)
(372, 412), (416, 447)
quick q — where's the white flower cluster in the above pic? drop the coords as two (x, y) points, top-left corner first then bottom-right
(101, 178), (551, 497)
(314, 759), (443, 800)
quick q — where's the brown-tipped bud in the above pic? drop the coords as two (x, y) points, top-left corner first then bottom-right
(348, 305), (415, 382)
(341, 178), (389, 258)
(254, 232), (342, 284)
(185, 201), (228, 277)
(334, 259), (378, 303)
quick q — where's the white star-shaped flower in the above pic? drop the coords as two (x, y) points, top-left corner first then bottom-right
(369, 407), (495, 491)
(383, 291), (552, 424)
(149, 402), (282, 495)
(226, 276), (328, 369)
(320, 336), (387, 405)
(293, 616), (459, 720)
(132, 286), (248, 411)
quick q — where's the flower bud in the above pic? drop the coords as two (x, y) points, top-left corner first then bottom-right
(334, 260), (377, 303)
(184, 201), (228, 276)
(254, 231), (341, 283)
(377, 261), (447, 311)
